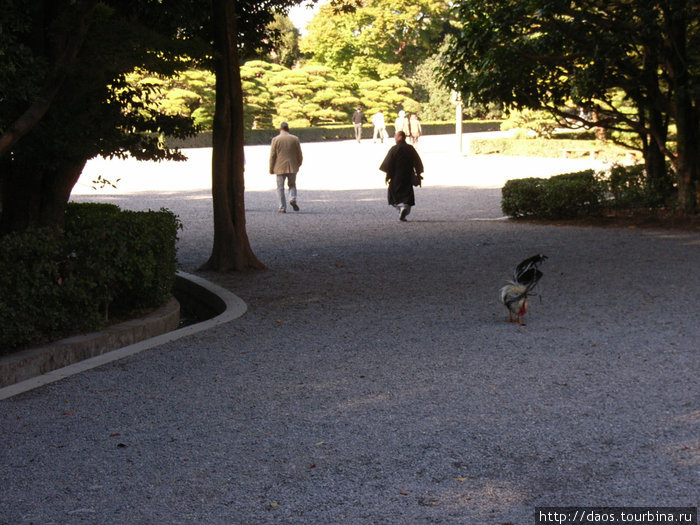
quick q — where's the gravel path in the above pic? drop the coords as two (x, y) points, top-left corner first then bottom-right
(2, 135), (698, 524)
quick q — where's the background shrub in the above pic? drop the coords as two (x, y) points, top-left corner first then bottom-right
(164, 120), (503, 148)
(500, 178), (546, 218)
(0, 203), (180, 353)
(602, 164), (674, 208)
(469, 137), (628, 162)
(541, 171), (602, 218)
(502, 164), (675, 220)
(501, 170), (602, 219)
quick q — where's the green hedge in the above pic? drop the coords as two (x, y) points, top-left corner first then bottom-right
(501, 170), (602, 219)
(605, 163), (673, 208)
(165, 120), (503, 148)
(469, 137), (628, 162)
(501, 164), (674, 220)
(0, 203), (180, 352)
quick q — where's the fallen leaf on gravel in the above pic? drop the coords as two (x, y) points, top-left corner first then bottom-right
(316, 441), (325, 445)
(109, 433), (120, 437)
(399, 490), (409, 496)
(269, 502), (278, 508)
(63, 410), (74, 415)
(454, 477), (468, 482)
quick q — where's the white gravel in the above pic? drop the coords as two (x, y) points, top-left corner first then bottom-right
(1, 134), (698, 524)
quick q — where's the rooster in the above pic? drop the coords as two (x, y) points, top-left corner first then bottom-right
(500, 254), (547, 325)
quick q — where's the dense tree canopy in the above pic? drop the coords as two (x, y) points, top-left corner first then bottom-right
(300, 0), (452, 79)
(114, 2), (472, 134)
(263, 14), (302, 67)
(130, 60), (419, 131)
(0, 1), (206, 234)
(439, 0), (700, 213)
(0, 0), (306, 237)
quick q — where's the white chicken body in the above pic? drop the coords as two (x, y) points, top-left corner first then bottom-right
(500, 254), (546, 325)
(500, 282), (528, 324)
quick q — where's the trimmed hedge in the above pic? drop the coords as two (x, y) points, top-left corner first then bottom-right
(501, 164), (674, 220)
(501, 170), (602, 219)
(165, 120), (503, 148)
(0, 203), (180, 352)
(469, 137), (628, 162)
(605, 163), (673, 208)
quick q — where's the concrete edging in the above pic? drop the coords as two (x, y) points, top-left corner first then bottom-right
(0, 271), (246, 400)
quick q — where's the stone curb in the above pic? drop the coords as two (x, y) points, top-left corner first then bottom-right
(0, 271), (246, 400)
(0, 298), (180, 390)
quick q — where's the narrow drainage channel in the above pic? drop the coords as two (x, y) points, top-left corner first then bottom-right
(175, 293), (209, 328)
(173, 275), (225, 329)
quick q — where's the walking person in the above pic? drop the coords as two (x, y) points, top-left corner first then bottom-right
(352, 106), (365, 143)
(269, 122), (303, 213)
(394, 110), (410, 137)
(379, 131), (424, 222)
(372, 110), (388, 143)
(409, 114), (422, 144)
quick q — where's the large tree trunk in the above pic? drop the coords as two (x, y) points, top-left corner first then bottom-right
(674, 102), (699, 214)
(644, 108), (671, 204)
(200, 0), (265, 271)
(0, 156), (86, 235)
(663, 1), (699, 214)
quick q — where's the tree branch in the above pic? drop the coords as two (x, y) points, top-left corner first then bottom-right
(0, 1), (98, 158)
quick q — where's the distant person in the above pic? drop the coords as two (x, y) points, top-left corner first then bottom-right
(379, 131), (424, 222)
(372, 110), (388, 143)
(394, 110), (410, 137)
(409, 114), (422, 144)
(352, 106), (365, 143)
(269, 122), (303, 213)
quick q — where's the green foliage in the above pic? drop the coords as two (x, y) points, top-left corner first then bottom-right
(125, 68), (217, 130)
(127, 47), (505, 133)
(469, 137), (629, 162)
(501, 171), (602, 220)
(0, 203), (181, 352)
(266, 65), (360, 127)
(300, 0), (452, 79)
(237, 61), (418, 128)
(64, 203), (181, 315)
(439, 0), (700, 213)
(0, 0), (41, 117)
(501, 108), (562, 138)
(358, 78), (414, 120)
(408, 54), (454, 121)
(541, 171), (602, 219)
(1, 2), (204, 167)
(164, 120), (504, 147)
(601, 164), (674, 209)
(261, 14), (301, 68)
(240, 61), (285, 128)
(501, 163), (675, 220)
(0, 228), (103, 351)
(501, 178), (547, 219)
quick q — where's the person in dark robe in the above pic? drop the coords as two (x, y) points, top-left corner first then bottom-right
(379, 131), (424, 221)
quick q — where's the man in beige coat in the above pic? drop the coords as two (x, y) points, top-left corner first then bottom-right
(269, 122), (303, 213)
